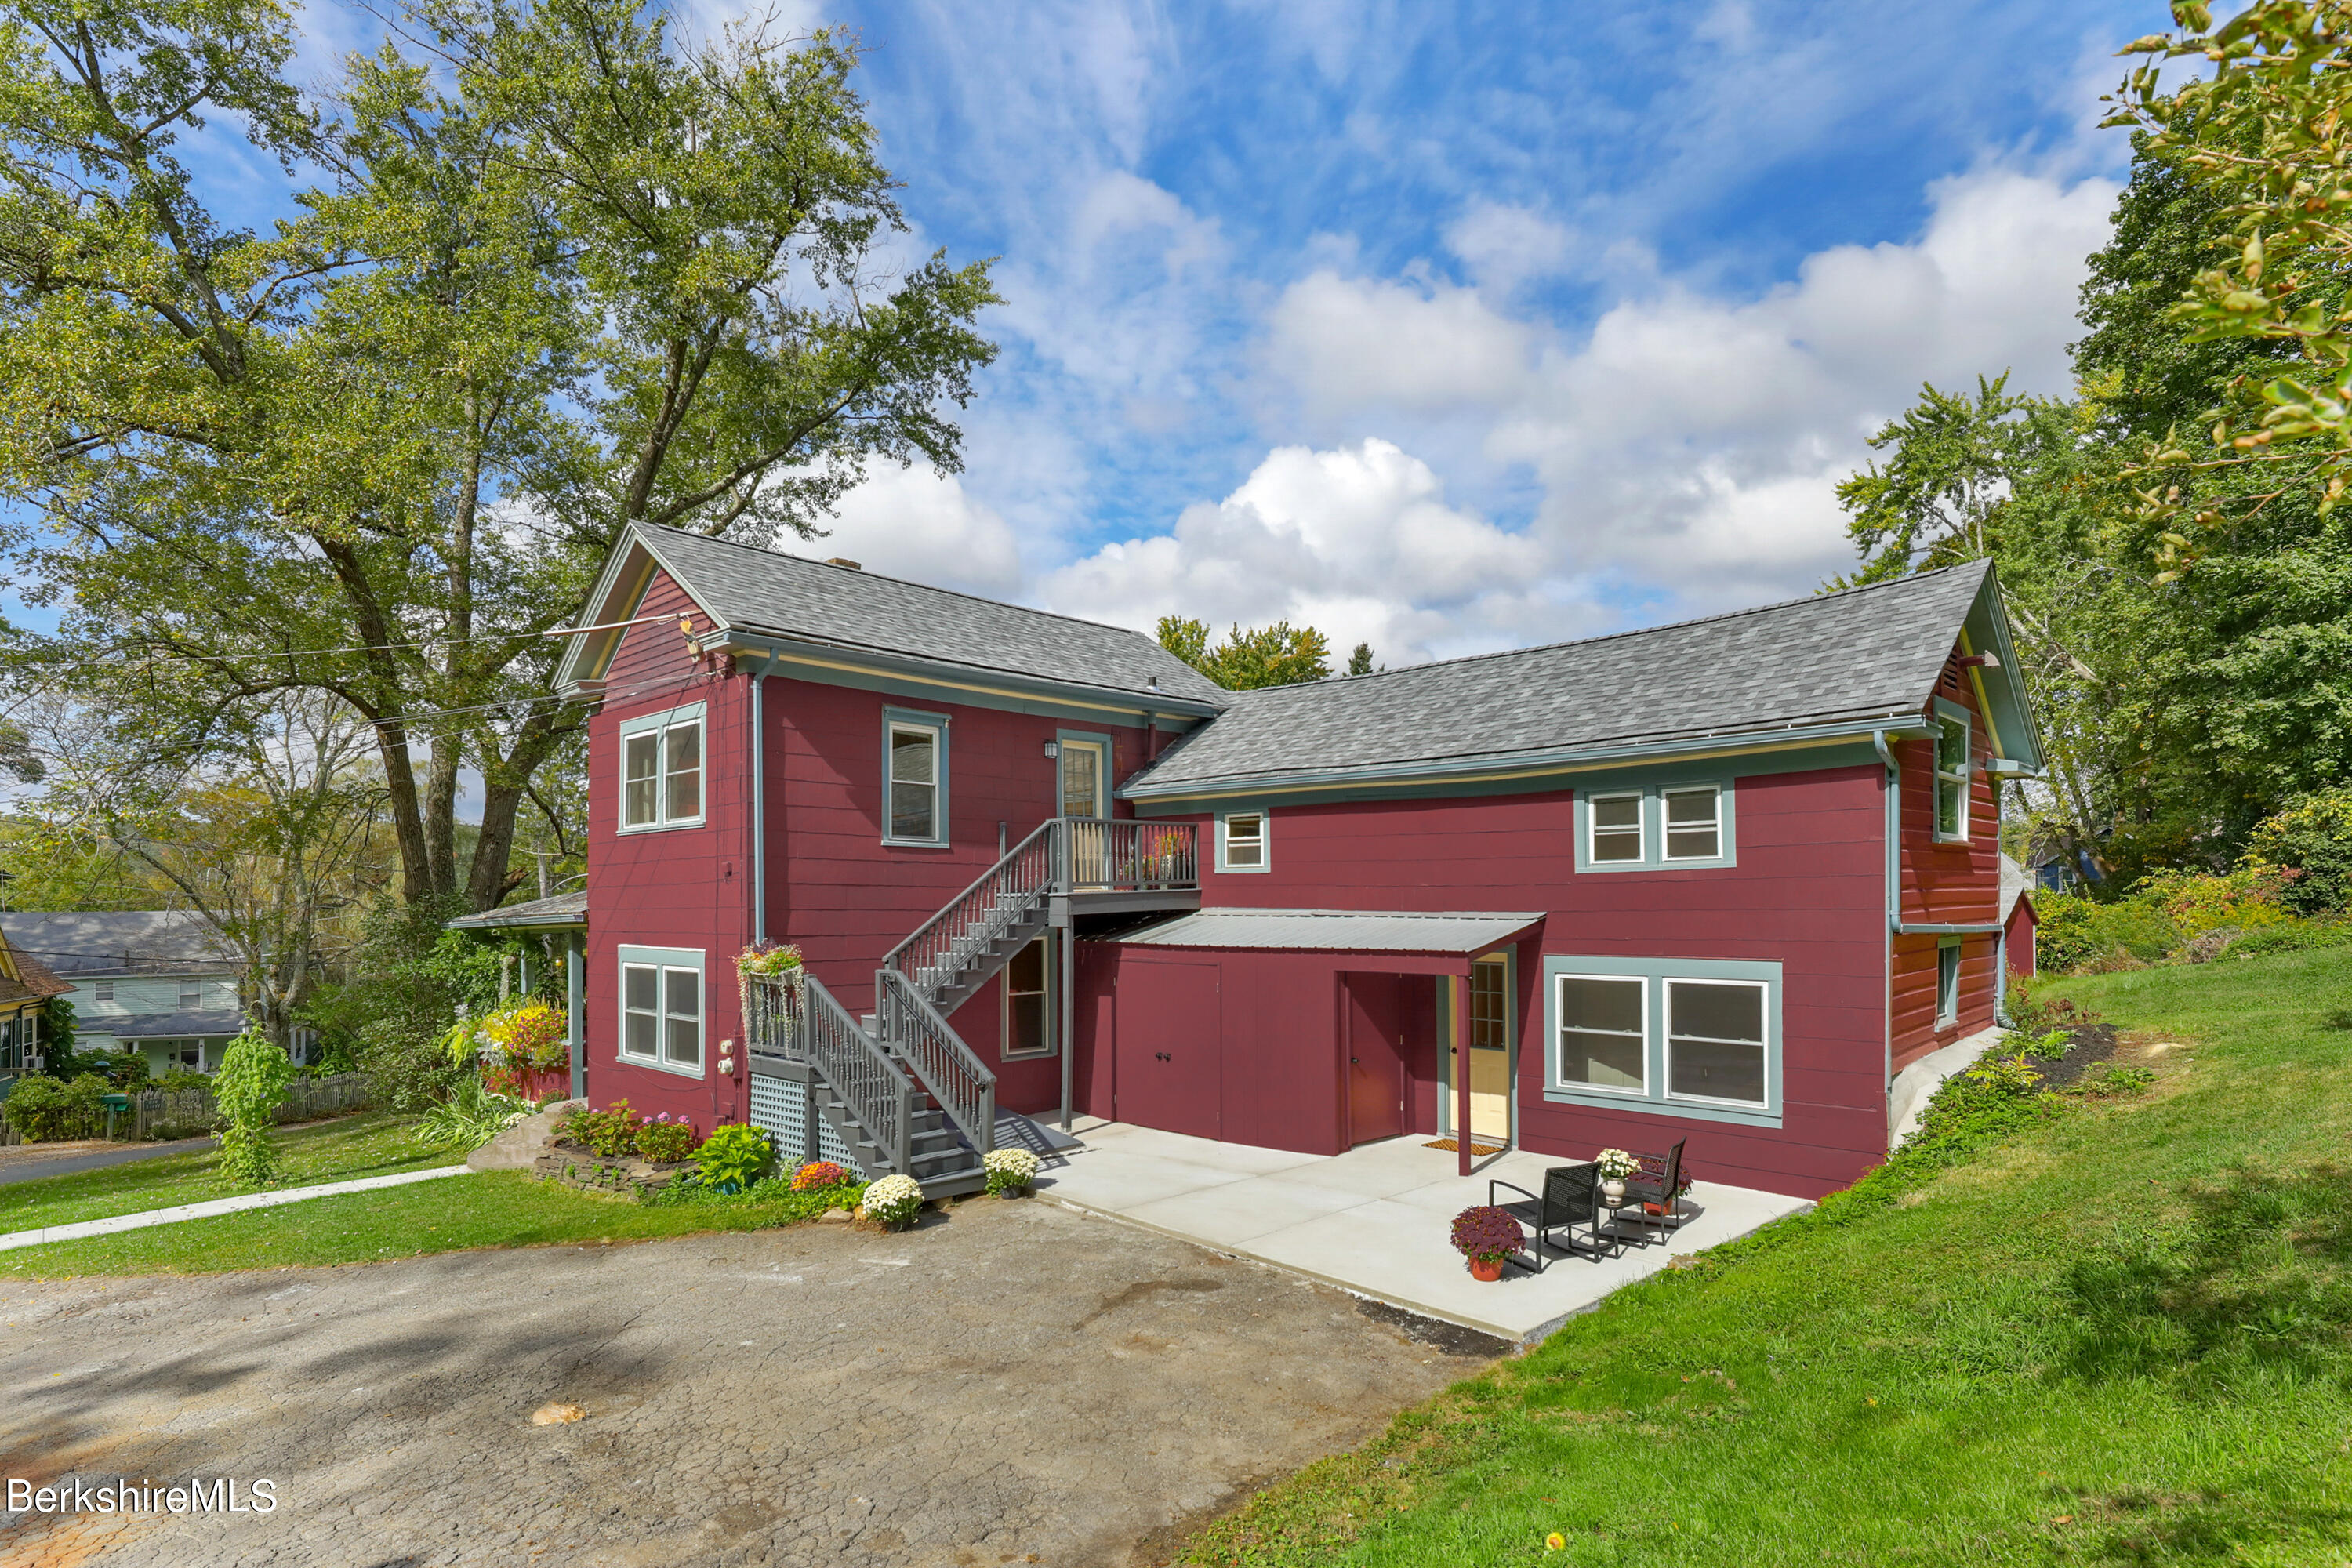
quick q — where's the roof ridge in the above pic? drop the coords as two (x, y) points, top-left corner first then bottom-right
(1238, 559), (1987, 702)
(642, 524), (1171, 648)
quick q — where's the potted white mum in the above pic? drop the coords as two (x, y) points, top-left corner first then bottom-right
(860, 1173), (924, 1231)
(984, 1146), (1040, 1196)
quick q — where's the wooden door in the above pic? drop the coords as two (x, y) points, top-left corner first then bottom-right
(1060, 739), (1109, 885)
(1114, 960), (1221, 1138)
(1344, 973), (1407, 1145)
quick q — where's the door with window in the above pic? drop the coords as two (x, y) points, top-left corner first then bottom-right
(1058, 737), (1110, 886)
(1443, 956), (1513, 1145)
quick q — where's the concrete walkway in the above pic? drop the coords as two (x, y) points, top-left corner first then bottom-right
(0, 1166), (470, 1253)
(0, 1136), (216, 1187)
(1036, 1122), (1812, 1342)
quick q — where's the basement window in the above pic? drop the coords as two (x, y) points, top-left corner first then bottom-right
(1544, 955), (1783, 1128)
(619, 702), (706, 832)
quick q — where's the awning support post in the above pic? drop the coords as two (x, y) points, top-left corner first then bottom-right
(1454, 970), (1474, 1178)
(567, 932), (586, 1102)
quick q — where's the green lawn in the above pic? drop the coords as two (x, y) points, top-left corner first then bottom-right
(0, 1110), (453, 1233)
(0, 1169), (855, 1276)
(1185, 948), (2352, 1567)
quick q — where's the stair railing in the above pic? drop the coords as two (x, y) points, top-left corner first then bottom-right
(883, 816), (1059, 1004)
(874, 967), (996, 1158)
(743, 970), (910, 1174)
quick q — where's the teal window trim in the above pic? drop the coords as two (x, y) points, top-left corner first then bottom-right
(882, 706), (951, 848)
(1054, 727), (1116, 819)
(1216, 806), (1271, 873)
(616, 700), (707, 833)
(1541, 954), (1783, 1129)
(615, 943), (706, 1080)
(1573, 779), (1738, 873)
(1933, 697), (1971, 844)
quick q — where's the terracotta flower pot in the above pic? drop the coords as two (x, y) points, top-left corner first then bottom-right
(1468, 1254), (1505, 1282)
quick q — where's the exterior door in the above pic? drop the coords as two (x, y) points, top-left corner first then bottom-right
(1344, 973), (1408, 1145)
(1059, 739), (1110, 887)
(1443, 960), (1513, 1144)
(1114, 960), (1221, 1138)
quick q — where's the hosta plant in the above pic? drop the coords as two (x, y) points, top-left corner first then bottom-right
(861, 1173), (924, 1230)
(983, 1146), (1040, 1196)
(692, 1123), (776, 1193)
(793, 1160), (852, 1191)
(1450, 1204), (1525, 1265)
(634, 1113), (699, 1163)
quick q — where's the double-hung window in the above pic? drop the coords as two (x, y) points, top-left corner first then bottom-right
(618, 946), (703, 1076)
(620, 703), (706, 832)
(1218, 810), (1269, 872)
(1933, 701), (1970, 841)
(1544, 956), (1781, 1127)
(1662, 786), (1722, 860)
(1579, 782), (1736, 870)
(884, 709), (949, 845)
(93, 981), (114, 1004)
(1588, 793), (1643, 863)
(179, 979), (204, 1011)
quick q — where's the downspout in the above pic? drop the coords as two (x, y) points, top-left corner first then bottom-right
(1871, 730), (1899, 1108)
(752, 669), (768, 946)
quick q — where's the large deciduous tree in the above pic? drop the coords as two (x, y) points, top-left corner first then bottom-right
(0, 0), (997, 911)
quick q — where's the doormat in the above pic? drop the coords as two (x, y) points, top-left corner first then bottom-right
(1422, 1138), (1506, 1156)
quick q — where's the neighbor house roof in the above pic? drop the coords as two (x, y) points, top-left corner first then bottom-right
(0, 928), (72, 1008)
(1123, 561), (2035, 800)
(559, 524), (1228, 711)
(445, 891), (588, 932)
(2, 912), (238, 978)
(1119, 909), (1545, 955)
(90, 1009), (247, 1040)
(1999, 853), (2033, 924)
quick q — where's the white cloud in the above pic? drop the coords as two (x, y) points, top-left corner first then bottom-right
(1444, 201), (1575, 292)
(1040, 439), (1567, 664)
(810, 463), (1025, 597)
(1269, 271), (1536, 419)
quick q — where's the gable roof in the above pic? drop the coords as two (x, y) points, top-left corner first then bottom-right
(558, 524), (1228, 711)
(2, 911), (238, 978)
(0, 926), (72, 1007)
(1123, 561), (2037, 800)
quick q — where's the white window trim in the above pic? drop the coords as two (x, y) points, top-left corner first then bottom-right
(1216, 808), (1271, 873)
(999, 937), (1055, 1060)
(882, 707), (950, 848)
(1584, 790), (1645, 866)
(1662, 976), (1772, 1109)
(1933, 699), (1971, 844)
(1552, 971), (1650, 1098)
(1936, 938), (1962, 1028)
(616, 944), (706, 1080)
(1660, 784), (1724, 862)
(616, 702), (708, 834)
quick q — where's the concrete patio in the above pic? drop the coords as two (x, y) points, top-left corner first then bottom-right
(1032, 1120), (1813, 1343)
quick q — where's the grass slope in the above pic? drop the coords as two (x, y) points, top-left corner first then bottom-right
(0, 1111), (452, 1232)
(0, 1170), (855, 1276)
(1186, 949), (2352, 1567)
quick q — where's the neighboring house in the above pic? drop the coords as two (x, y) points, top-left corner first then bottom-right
(0, 920), (73, 1087)
(4, 912), (249, 1075)
(543, 524), (2042, 1201)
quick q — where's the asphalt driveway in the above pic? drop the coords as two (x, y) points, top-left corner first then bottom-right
(0, 1196), (1496, 1566)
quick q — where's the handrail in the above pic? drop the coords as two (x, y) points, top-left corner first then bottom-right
(882, 816), (1059, 1002)
(742, 971), (909, 1175)
(875, 967), (996, 1157)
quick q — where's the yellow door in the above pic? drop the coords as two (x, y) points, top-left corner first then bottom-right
(1444, 961), (1512, 1143)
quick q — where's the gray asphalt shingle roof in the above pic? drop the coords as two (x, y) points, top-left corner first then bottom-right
(446, 891), (588, 931)
(3, 912), (237, 978)
(1123, 561), (1995, 796)
(636, 526), (1228, 707)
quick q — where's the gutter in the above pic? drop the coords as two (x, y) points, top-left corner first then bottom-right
(720, 633), (1225, 725)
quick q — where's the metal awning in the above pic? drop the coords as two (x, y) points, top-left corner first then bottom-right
(1116, 909), (1543, 955)
(445, 891), (589, 932)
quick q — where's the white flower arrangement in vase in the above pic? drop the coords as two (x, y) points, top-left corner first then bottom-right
(1594, 1147), (1640, 1203)
(983, 1146), (1040, 1196)
(860, 1173), (924, 1230)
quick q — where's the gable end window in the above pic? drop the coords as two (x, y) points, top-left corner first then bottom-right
(1588, 793), (1643, 862)
(884, 709), (950, 845)
(1933, 700), (1970, 842)
(618, 946), (703, 1077)
(619, 703), (706, 832)
(1218, 810), (1269, 872)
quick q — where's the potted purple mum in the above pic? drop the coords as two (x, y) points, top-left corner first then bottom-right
(1450, 1204), (1525, 1281)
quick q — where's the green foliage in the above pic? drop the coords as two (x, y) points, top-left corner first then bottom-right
(557, 1098), (644, 1159)
(2000, 971), (2096, 1033)
(40, 995), (73, 1061)
(1835, 374), (2067, 583)
(1345, 641), (1375, 677)
(633, 1117), (697, 1163)
(211, 1029), (295, 1187)
(411, 1076), (528, 1153)
(2242, 785), (2352, 914)
(2067, 1061), (2157, 1098)
(1, 1072), (111, 1142)
(1959, 1051), (2047, 1099)
(346, 898), (504, 1113)
(2225, 920), (2352, 960)
(1156, 615), (1334, 689)
(689, 1123), (775, 1194)
(2033, 890), (2177, 971)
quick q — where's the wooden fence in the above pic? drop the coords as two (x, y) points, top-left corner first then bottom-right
(0, 1072), (373, 1145)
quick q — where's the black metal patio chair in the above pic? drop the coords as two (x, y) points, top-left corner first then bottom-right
(1620, 1138), (1689, 1243)
(1486, 1162), (1614, 1271)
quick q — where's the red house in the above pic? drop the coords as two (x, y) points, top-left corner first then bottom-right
(548, 525), (2041, 1200)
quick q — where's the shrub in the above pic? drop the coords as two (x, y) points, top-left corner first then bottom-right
(1962, 1051), (2045, 1098)
(2241, 786), (2352, 916)
(155, 1069), (210, 1093)
(557, 1098), (644, 1158)
(984, 1146), (1040, 1196)
(212, 1029), (296, 1187)
(1450, 1204), (1524, 1264)
(1, 1073), (111, 1142)
(793, 1160), (852, 1192)
(412, 1076), (528, 1153)
(2225, 920), (2352, 960)
(634, 1114), (699, 1164)
(686, 1123), (775, 1193)
(2000, 1025), (2074, 1059)
(861, 1172), (924, 1229)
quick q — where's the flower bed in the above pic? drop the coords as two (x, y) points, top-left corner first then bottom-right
(533, 1145), (694, 1199)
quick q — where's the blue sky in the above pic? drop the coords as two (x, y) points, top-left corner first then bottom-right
(7, 0), (2174, 663)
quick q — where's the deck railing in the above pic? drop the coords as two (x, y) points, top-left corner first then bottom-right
(883, 818), (1058, 1001)
(874, 968), (996, 1158)
(743, 971), (911, 1173)
(1058, 818), (1198, 893)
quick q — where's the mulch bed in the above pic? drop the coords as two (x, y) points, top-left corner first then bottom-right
(2020, 1022), (2122, 1091)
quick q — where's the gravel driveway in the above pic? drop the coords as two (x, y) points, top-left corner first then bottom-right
(0, 1196), (1495, 1566)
